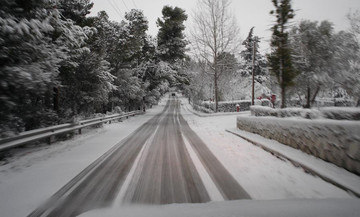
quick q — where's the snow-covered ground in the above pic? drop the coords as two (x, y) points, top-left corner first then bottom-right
(0, 94), (358, 217)
(79, 198), (359, 217)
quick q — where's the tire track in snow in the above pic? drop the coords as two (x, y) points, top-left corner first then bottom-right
(122, 99), (210, 204)
(178, 102), (251, 200)
(27, 102), (170, 217)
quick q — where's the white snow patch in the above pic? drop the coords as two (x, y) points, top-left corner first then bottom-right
(227, 127), (360, 196)
(182, 133), (224, 201)
(79, 198), (360, 217)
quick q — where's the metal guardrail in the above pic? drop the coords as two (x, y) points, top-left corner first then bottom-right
(0, 110), (144, 152)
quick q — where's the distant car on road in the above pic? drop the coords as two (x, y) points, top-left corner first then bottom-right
(171, 93), (176, 96)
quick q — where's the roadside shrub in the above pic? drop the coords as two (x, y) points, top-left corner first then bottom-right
(320, 107), (360, 120)
(201, 99), (272, 113)
(251, 106), (360, 120)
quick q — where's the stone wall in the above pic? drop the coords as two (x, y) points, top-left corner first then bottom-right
(237, 116), (360, 175)
(251, 106), (360, 120)
(288, 98), (356, 107)
(201, 99), (272, 112)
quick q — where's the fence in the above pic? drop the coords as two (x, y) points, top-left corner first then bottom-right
(0, 110), (144, 152)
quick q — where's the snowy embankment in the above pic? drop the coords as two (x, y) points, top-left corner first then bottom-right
(233, 105), (360, 195)
(200, 99), (272, 113)
(238, 106), (360, 175)
(251, 105), (360, 120)
(226, 128), (360, 197)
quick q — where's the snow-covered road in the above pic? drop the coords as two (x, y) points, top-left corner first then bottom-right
(0, 94), (355, 217)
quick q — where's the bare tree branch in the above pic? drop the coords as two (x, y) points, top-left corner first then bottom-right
(190, 0), (240, 112)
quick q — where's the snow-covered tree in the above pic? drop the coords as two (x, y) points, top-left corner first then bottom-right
(217, 52), (238, 100)
(0, 1), (195, 135)
(191, 0), (241, 112)
(332, 30), (360, 106)
(157, 5), (188, 63)
(345, 10), (360, 106)
(240, 27), (267, 77)
(102, 9), (149, 111)
(289, 20), (334, 108)
(267, 0), (297, 108)
(56, 0), (93, 24)
(347, 10), (360, 44)
(58, 12), (116, 116)
(0, 0), (76, 133)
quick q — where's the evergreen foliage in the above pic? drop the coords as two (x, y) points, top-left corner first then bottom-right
(156, 6), (188, 63)
(240, 27), (267, 77)
(289, 20), (334, 108)
(0, 2), (188, 136)
(267, 0), (297, 108)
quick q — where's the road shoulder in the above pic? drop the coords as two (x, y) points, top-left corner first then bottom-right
(226, 128), (360, 197)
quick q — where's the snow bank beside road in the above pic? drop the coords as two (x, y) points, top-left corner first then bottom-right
(251, 105), (360, 120)
(237, 115), (360, 175)
(227, 128), (360, 197)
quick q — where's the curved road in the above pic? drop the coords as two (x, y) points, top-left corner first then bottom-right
(28, 97), (250, 217)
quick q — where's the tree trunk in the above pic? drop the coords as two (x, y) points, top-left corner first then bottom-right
(304, 86), (311, 108)
(281, 86), (286, 108)
(53, 87), (59, 113)
(214, 73), (218, 112)
(310, 85), (321, 106)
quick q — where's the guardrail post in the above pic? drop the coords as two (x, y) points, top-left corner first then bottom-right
(48, 135), (55, 145)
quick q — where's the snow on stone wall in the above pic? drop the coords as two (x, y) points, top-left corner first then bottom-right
(201, 99), (272, 112)
(237, 116), (360, 175)
(288, 98), (356, 108)
(321, 107), (360, 120)
(251, 106), (360, 120)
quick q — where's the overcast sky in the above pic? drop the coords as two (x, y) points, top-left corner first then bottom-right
(89, 0), (360, 53)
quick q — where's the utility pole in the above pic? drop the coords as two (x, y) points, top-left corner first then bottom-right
(251, 39), (257, 105)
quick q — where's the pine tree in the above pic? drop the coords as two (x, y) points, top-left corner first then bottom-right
(106, 9), (149, 111)
(157, 6), (188, 63)
(0, 0), (69, 133)
(267, 0), (297, 108)
(156, 6), (189, 92)
(57, 0), (93, 25)
(241, 27), (267, 77)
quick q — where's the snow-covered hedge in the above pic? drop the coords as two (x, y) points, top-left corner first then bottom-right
(251, 106), (322, 119)
(288, 98), (356, 108)
(237, 116), (360, 175)
(321, 107), (360, 120)
(202, 99), (272, 113)
(251, 106), (360, 120)
(192, 104), (214, 113)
